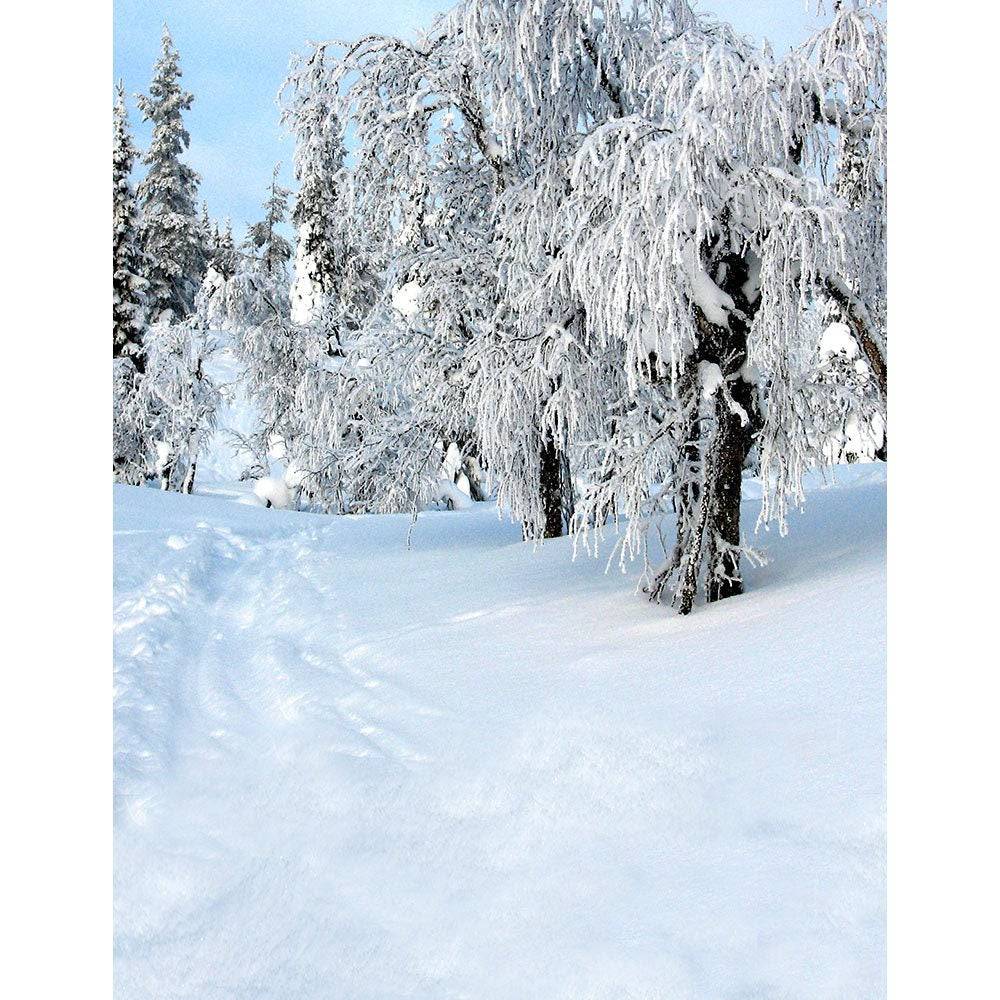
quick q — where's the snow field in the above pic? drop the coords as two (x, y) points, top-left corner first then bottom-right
(114, 465), (885, 1000)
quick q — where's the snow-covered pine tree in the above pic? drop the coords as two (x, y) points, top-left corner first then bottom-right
(113, 81), (147, 371)
(244, 164), (293, 283)
(137, 26), (205, 321)
(198, 202), (213, 262)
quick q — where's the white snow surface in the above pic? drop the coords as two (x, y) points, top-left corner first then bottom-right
(392, 279), (424, 318)
(821, 321), (860, 360)
(114, 464), (886, 1000)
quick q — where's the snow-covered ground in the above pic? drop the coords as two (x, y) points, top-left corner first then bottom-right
(114, 465), (885, 1000)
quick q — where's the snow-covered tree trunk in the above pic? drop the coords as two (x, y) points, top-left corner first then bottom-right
(181, 428), (200, 494)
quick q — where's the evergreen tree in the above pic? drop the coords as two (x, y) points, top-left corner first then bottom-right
(244, 164), (293, 282)
(198, 202), (214, 267)
(137, 26), (204, 320)
(214, 220), (239, 279)
(113, 81), (147, 371)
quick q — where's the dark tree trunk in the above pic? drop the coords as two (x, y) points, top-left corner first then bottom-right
(676, 453), (713, 616)
(706, 388), (749, 603)
(648, 368), (701, 605)
(460, 454), (489, 502)
(539, 432), (566, 539)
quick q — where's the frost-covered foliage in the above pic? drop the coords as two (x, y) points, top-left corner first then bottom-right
(196, 251), (292, 333)
(113, 82), (147, 370)
(283, 9), (566, 527)
(228, 307), (315, 493)
(467, 0), (886, 612)
(801, 309), (885, 465)
(142, 321), (222, 493)
(137, 27), (205, 321)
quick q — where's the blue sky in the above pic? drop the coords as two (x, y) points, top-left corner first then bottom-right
(114, 0), (825, 238)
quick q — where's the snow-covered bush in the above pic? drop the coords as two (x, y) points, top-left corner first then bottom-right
(807, 318), (886, 465)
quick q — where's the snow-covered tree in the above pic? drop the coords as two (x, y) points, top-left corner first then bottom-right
(448, 0), (667, 539)
(113, 81), (147, 370)
(281, 51), (379, 342)
(288, 11), (580, 526)
(143, 321), (221, 493)
(462, 0), (886, 612)
(244, 164), (293, 283)
(176, 0), (884, 616)
(320, 0), (885, 608)
(137, 26), (205, 320)
(113, 357), (152, 484)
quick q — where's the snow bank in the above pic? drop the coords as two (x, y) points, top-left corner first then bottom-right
(252, 476), (291, 509)
(114, 465), (885, 1000)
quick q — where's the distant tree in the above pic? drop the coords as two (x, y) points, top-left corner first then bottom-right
(244, 164), (293, 283)
(137, 26), (204, 320)
(212, 219), (239, 279)
(113, 81), (147, 371)
(282, 49), (378, 342)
